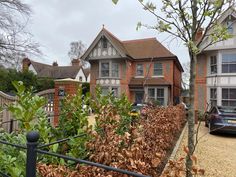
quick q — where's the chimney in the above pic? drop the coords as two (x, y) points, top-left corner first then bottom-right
(52, 61), (58, 66)
(195, 28), (204, 41)
(71, 59), (80, 66)
(22, 58), (31, 72)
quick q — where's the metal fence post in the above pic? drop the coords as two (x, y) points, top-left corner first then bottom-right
(26, 131), (39, 177)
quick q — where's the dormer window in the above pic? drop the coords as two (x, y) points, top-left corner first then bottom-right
(102, 37), (107, 48)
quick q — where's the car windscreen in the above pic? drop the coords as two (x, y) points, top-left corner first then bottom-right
(218, 107), (236, 114)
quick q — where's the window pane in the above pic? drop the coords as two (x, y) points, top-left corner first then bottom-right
(229, 89), (236, 99)
(229, 64), (236, 73)
(101, 87), (109, 95)
(222, 89), (229, 99)
(101, 63), (109, 69)
(229, 101), (236, 107)
(154, 63), (163, 75)
(156, 98), (164, 105)
(222, 64), (229, 73)
(156, 89), (164, 97)
(111, 88), (118, 97)
(112, 63), (119, 77)
(222, 54), (236, 63)
(136, 64), (143, 76)
(211, 65), (217, 74)
(210, 56), (217, 65)
(222, 100), (229, 107)
(101, 62), (109, 77)
(148, 88), (155, 98)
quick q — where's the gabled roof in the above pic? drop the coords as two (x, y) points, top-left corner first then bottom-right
(30, 60), (83, 79)
(122, 38), (175, 59)
(216, 7), (236, 24)
(82, 27), (176, 60)
(199, 7), (236, 51)
(81, 28), (128, 60)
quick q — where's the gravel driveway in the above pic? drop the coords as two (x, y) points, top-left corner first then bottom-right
(174, 123), (236, 177)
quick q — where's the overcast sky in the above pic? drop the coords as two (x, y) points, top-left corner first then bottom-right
(25, 0), (189, 66)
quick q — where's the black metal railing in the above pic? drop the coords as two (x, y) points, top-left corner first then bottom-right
(0, 131), (150, 177)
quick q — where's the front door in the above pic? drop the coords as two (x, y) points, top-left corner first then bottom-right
(135, 92), (144, 104)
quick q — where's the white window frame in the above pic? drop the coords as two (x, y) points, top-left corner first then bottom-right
(153, 62), (163, 76)
(210, 88), (217, 106)
(136, 64), (144, 76)
(147, 87), (165, 106)
(210, 56), (217, 74)
(221, 53), (236, 73)
(221, 88), (236, 107)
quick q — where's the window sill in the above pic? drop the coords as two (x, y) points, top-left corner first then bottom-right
(98, 77), (121, 79)
(152, 75), (164, 78)
(206, 73), (236, 77)
(134, 76), (144, 78)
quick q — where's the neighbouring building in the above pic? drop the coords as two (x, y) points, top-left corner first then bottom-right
(82, 27), (183, 106)
(195, 7), (236, 112)
(22, 58), (90, 82)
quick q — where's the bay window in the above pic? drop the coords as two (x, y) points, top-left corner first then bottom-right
(222, 54), (236, 73)
(100, 61), (119, 78)
(222, 88), (236, 106)
(210, 88), (217, 106)
(101, 62), (109, 77)
(101, 86), (119, 97)
(210, 56), (217, 74)
(148, 88), (165, 105)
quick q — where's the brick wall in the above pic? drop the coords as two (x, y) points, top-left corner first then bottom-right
(89, 58), (182, 105)
(53, 80), (81, 126)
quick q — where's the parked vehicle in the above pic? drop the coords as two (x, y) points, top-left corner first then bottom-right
(205, 106), (236, 134)
(130, 103), (147, 118)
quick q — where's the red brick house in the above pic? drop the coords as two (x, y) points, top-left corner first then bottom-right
(82, 28), (183, 106)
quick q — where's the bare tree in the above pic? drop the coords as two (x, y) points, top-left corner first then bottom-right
(68, 40), (88, 67)
(0, 0), (41, 68)
(113, 0), (235, 176)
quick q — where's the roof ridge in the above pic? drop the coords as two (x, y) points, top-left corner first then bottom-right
(122, 37), (156, 43)
(103, 28), (122, 42)
(31, 60), (52, 67)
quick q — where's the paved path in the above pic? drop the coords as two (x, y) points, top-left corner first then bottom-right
(175, 123), (236, 177)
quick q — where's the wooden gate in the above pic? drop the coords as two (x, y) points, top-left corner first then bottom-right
(0, 89), (55, 132)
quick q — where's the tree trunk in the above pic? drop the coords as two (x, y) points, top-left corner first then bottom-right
(186, 52), (197, 177)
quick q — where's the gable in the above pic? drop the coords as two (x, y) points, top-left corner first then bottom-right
(29, 64), (37, 75)
(88, 38), (121, 59)
(82, 28), (127, 61)
(75, 69), (86, 82)
(200, 7), (236, 51)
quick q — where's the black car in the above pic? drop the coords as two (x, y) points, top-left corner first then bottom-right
(205, 106), (236, 134)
